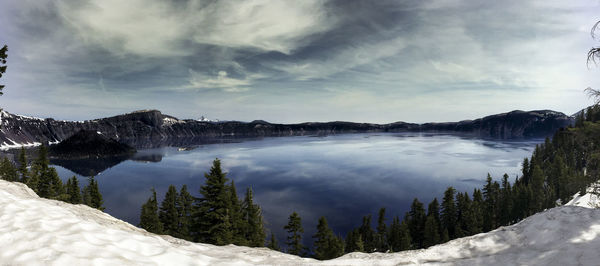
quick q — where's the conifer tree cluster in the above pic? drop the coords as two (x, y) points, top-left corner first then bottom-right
(0, 145), (104, 210)
(139, 159), (267, 247)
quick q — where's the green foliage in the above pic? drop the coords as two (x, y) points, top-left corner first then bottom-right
(139, 188), (163, 234)
(193, 158), (232, 245)
(65, 176), (82, 204)
(358, 215), (375, 252)
(375, 207), (387, 252)
(17, 147), (28, 183)
(176, 185), (194, 241)
(423, 215), (440, 248)
(313, 216), (344, 260)
(284, 211), (304, 256)
(407, 198), (426, 248)
(268, 233), (280, 251)
(82, 176), (104, 211)
(441, 187), (457, 239)
(159, 185), (179, 236)
(242, 187), (266, 247)
(0, 157), (18, 181)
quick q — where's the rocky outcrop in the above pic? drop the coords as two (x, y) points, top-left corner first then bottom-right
(0, 109), (574, 150)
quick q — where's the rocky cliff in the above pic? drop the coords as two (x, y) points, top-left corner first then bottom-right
(0, 109), (574, 149)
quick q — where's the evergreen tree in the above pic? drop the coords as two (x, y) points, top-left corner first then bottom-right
(176, 185), (194, 240)
(441, 187), (457, 239)
(427, 198), (441, 232)
(268, 233), (280, 251)
(529, 165), (546, 212)
(159, 185), (179, 236)
(344, 228), (364, 253)
(407, 198), (426, 248)
(482, 174), (499, 231)
(375, 207), (387, 252)
(82, 176), (104, 210)
(499, 174), (513, 225)
(387, 216), (411, 252)
(358, 215), (376, 252)
(65, 176), (81, 204)
(423, 215), (440, 247)
(193, 158), (233, 245)
(17, 147), (28, 183)
(313, 216), (344, 260)
(284, 212), (304, 256)
(471, 189), (483, 234)
(0, 157), (18, 181)
(243, 187), (266, 247)
(228, 181), (246, 246)
(456, 192), (476, 236)
(139, 188), (163, 234)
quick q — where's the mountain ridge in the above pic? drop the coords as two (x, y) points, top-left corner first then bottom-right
(0, 109), (574, 150)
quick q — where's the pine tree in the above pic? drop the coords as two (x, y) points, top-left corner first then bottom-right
(268, 233), (280, 251)
(82, 176), (104, 211)
(229, 181), (246, 245)
(499, 174), (513, 225)
(423, 215), (440, 247)
(159, 185), (179, 237)
(471, 189), (483, 234)
(313, 216), (344, 260)
(193, 158), (233, 245)
(375, 207), (387, 252)
(284, 211), (304, 256)
(243, 187), (266, 247)
(456, 192), (476, 236)
(482, 174), (499, 231)
(407, 198), (426, 248)
(427, 198), (441, 236)
(139, 188), (163, 234)
(441, 187), (457, 239)
(17, 147), (28, 183)
(176, 185), (194, 241)
(529, 165), (545, 212)
(358, 215), (376, 252)
(0, 157), (18, 181)
(66, 176), (81, 204)
(344, 228), (364, 253)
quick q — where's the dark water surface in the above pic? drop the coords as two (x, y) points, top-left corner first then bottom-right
(52, 133), (539, 247)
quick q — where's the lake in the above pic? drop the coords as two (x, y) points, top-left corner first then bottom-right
(51, 133), (540, 247)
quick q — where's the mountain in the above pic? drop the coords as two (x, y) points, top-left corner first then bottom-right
(0, 178), (598, 265)
(49, 129), (136, 159)
(0, 109), (574, 150)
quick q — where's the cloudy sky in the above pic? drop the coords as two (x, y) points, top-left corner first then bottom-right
(0, 0), (599, 123)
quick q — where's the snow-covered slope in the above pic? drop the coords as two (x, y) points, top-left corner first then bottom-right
(1, 179), (600, 265)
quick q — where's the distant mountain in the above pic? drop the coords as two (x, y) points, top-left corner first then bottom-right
(0, 109), (574, 150)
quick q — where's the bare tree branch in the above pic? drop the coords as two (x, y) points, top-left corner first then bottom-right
(588, 21), (600, 68)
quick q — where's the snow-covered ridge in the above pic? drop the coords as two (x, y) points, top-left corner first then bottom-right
(1, 178), (600, 265)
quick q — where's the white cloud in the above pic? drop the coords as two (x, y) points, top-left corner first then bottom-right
(273, 36), (408, 80)
(187, 69), (262, 92)
(55, 0), (335, 56)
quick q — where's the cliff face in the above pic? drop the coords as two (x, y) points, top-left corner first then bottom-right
(0, 109), (574, 149)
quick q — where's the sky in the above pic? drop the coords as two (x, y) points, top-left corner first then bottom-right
(0, 0), (599, 123)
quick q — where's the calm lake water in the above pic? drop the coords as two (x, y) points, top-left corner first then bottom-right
(52, 133), (539, 247)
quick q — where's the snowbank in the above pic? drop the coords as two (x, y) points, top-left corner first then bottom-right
(1, 179), (600, 265)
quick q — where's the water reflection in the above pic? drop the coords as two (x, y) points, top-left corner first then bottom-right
(52, 133), (540, 248)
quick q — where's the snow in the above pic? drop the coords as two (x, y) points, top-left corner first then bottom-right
(1, 178), (600, 265)
(0, 141), (42, 151)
